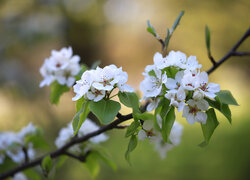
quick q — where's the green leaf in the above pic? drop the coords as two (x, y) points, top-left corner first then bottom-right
(55, 155), (68, 171)
(135, 112), (154, 121)
(84, 153), (100, 178)
(42, 155), (53, 176)
(89, 100), (121, 124)
(91, 60), (101, 70)
(201, 108), (219, 143)
(146, 20), (157, 37)
(92, 151), (117, 171)
(118, 92), (140, 113)
(205, 25), (211, 55)
(24, 169), (42, 180)
(220, 104), (232, 123)
(125, 135), (137, 164)
(72, 101), (90, 135)
(25, 135), (49, 150)
(89, 144), (117, 171)
(76, 97), (85, 112)
(50, 81), (70, 104)
(206, 97), (232, 124)
(164, 28), (171, 48)
(161, 106), (176, 142)
(125, 120), (140, 137)
(170, 10), (185, 34)
(216, 90), (239, 106)
(153, 98), (165, 131)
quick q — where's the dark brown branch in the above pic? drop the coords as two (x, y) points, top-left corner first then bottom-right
(207, 28), (250, 74)
(0, 113), (133, 179)
(22, 147), (29, 164)
(63, 151), (91, 162)
(2, 28), (249, 180)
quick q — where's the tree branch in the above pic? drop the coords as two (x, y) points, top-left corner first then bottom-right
(0, 113), (134, 179)
(1, 28), (249, 180)
(206, 28), (250, 75)
(63, 151), (91, 162)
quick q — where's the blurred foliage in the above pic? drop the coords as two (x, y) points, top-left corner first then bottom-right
(0, 0), (249, 179)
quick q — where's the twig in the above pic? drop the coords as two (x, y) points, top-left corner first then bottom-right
(1, 28), (249, 180)
(0, 113), (134, 179)
(207, 28), (250, 74)
(63, 151), (90, 162)
(22, 147), (29, 164)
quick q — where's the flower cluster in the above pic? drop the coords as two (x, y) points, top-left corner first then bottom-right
(140, 51), (220, 124)
(55, 118), (108, 153)
(40, 47), (81, 87)
(0, 123), (37, 164)
(72, 64), (133, 101)
(138, 116), (183, 159)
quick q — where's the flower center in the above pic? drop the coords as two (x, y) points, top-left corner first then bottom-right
(56, 63), (61, 68)
(189, 106), (199, 115)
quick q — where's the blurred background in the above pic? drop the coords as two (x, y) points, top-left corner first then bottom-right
(0, 0), (250, 179)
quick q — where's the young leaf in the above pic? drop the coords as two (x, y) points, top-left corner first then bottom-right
(90, 144), (117, 171)
(201, 108), (219, 143)
(24, 169), (42, 180)
(84, 153), (100, 178)
(147, 20), (157, 37)
(170, 10), (185, 34)
(42, 155), (53, 176)
(118, 92), (140, 113)
(216, 90), (239, 106)
(50, 81), (70, 104)
(89, 99), (121, 124)
(72, 101), (90, 135)
(135, 112), (154, 121)
(91, 60), (101, 70)
(206, 97), (232, 124)
(161, 106), (176, 142)
(125, 135), (137, 164)
(25, 135), (49, 150)
(205, 25), (211, 55)
(164, 28), (171, 48)
(92, 151), (117, 171)
(125, 120), (140, 137)
(76, 97), (85, 112)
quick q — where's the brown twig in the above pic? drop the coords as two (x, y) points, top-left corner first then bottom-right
(206, 28), (250, 74)
(1, 28), (249, 180)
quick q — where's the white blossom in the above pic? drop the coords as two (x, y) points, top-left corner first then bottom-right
(181, 69), (199, 91)
(152, 121), (183, 159)
(0, 124), (37, 164)
(165, 71), (184, 91)
(18, 123), (36, 140)
(55, 118), (108, 152)
(72, 64), (133, 102)
(197, 71), (220, 99)
(140, 68), (167, 99)
(153, 52), (168, 69)
(40, 46), (81, 87)
(13, 173), (27, 180)
(165, 88), (186, 112)
(166, 50), (187, 69)
(138, 118), (183, 159)
(146, 98), (160, 112)
(182, 99), (209, 124)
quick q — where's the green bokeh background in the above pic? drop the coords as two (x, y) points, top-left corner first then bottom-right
(0, 0), (250, 179)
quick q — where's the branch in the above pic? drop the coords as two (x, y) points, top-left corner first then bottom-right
(2, 29), (249, 180)
(206, 28), (250, 74)
(0, 113), (133, 179)
(63, 151), (91, 162)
